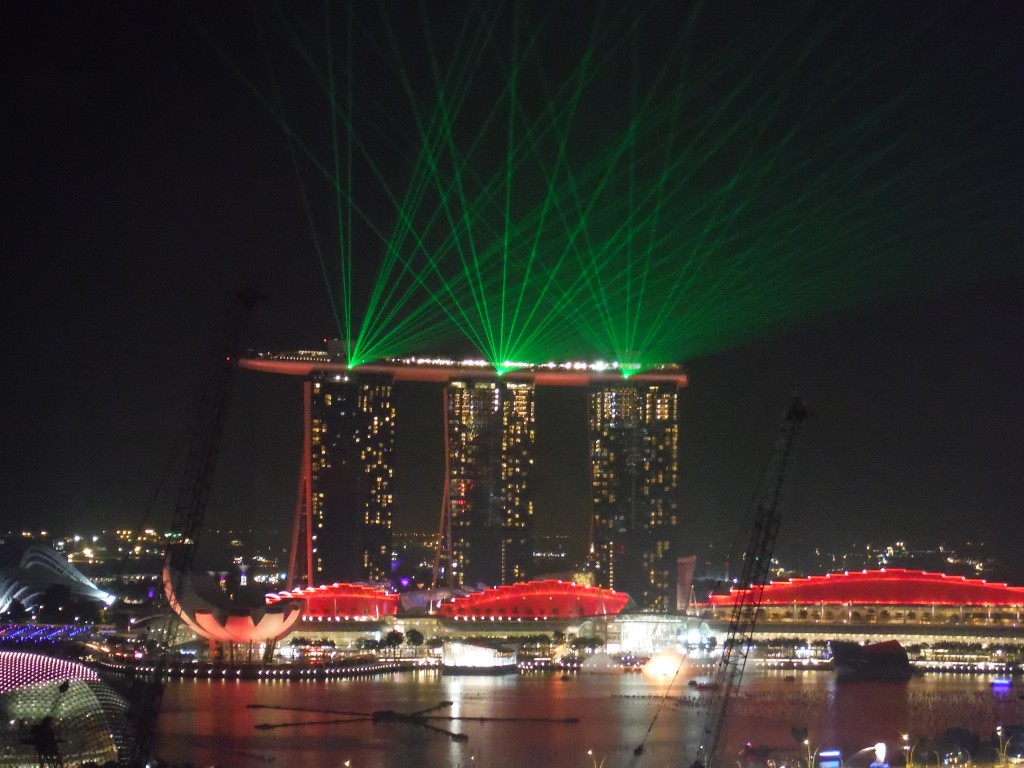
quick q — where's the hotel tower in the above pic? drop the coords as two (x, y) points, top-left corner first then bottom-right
(589, 382), (680, 610)
(439, 379), (536, 588)
(239, 348), (686, 603)
(294, 371), (395, 585)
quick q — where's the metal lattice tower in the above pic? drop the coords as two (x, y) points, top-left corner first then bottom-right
(695, 395), (809, 768)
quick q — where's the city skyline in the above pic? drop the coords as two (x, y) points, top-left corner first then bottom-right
(2, 3), (1022, 584)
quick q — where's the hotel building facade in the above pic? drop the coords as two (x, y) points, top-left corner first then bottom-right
(240, 350), (686, 606)
(442, 379), (536, 588)
(589, 382), (680, 611)
(303, 372), (395, 585)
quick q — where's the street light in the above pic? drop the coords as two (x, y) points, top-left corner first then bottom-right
(805, 738), (821, 768)
(903, 734), (919, 768)
(587, 749), (606, 768)
(997, 726), (1016, 766)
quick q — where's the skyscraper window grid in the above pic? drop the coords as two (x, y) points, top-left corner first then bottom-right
(589, 382), (679, 610)
(443, 380), (537, 588)
(308, 373), (395, 584)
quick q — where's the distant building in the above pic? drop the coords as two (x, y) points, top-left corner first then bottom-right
(303, 371), (395, 584)
(443, 379), (535, 587)
(589, 382), (680, 611)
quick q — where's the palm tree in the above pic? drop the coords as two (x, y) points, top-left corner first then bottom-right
(384, 629), (405, 658)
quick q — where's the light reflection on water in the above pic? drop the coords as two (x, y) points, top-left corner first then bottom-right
(154, 669), (1021, 768)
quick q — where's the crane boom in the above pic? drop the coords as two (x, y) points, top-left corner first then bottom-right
(131, 289), (263, 766)
(164, 289), (264, 588)
(695, 395), (809, 768)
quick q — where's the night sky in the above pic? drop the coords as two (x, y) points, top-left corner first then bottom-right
(2, 3), (1022, 578)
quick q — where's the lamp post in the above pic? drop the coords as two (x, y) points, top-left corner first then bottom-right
(997, 726), (1015, 766)
(587, 749), (606, 768)
(804, 738), (821, 768)
(902, 734), (919, 768)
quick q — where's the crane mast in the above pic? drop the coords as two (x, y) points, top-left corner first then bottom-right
(131, 289), (263, 766)
(163, 289), (264, 594)
(694, 395), (809, 768)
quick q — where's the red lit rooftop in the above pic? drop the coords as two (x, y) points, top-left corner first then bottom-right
(436, 580), (630, 619)
(265, 581), (628, 621)
(267, 583), (399, 619)
(705, 569), (1024, 607)
(239, 346), (687, 387)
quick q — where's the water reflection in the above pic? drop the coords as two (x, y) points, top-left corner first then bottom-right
(153, 670), (1022, 768)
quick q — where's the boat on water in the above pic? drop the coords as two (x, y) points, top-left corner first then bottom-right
(828, 639), (913, 682)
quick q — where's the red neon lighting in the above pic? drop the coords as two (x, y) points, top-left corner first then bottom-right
(705, 569), (1024, 607)
(267, 583), (399, 618)
(436, 580), (629, 619)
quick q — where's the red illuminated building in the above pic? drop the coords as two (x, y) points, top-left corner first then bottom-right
(707, 569), (1024, 606)
(702, 569), (1024, 626)
(267, 583), (399, 619)
(435, 580), (629, 620)
(265, 580), (626, 622)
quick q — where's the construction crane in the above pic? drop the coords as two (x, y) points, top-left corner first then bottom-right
(163, 288), (265, 601)
(692, 395), (810, 768)
(130, 289), (264, 765)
